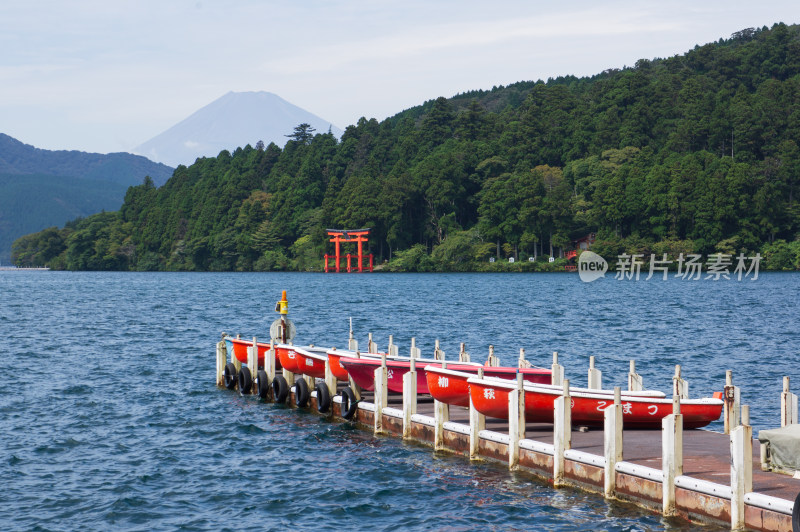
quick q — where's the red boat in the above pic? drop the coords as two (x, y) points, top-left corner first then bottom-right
(467, 374), (723, 429)
(224, 336), (283, 370)
(275, 344), (331, 375)
(326, 349), (370, 381)
(340, 356), (551, 395)
(290, 346), (336, 379)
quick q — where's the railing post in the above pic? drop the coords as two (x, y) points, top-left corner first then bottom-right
(348, 317), (358, 351)
(348, 351), (361, 401)
(410, 337), (420, 359)
(781, 376), (798, 427)
(388, 335), (398, 357)
(730, 405), (753, 531)
(459, 343), (470, 363)
(724, 370), (740, 434)
(368, 332), (378, 354)
(486, 345), (500, 367)
(551, 351), (564, 387)
(434, 339), (445, 361)
(232, 339), (242, 374)
(518, 348), (531, 368)
(373, 353), (388, 435)
(434, 356), (450, 451)
(628, 359), (643, 391)
(662, 395), (683, 516)
(216, 337), (226, 387)
(672, 364), (689, 399)
(246, 337), (258, 394)
(508, 372), (525, 470)
(469, 367), (485, 460)
(402, 357), (417, 439)
(324, 357), (337, 407)
(604, 386), (623, 498)
(553, 379), (571, 486)
(588, 355), (602, 389)
(266, 340), (276, 383)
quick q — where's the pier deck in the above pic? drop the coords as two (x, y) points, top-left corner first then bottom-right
(216, 338), (800, 531)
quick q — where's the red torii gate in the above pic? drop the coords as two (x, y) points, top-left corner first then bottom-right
(324, 228), (373, 273)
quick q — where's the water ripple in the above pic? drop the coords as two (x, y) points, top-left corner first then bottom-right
(3, 271), (793, 530)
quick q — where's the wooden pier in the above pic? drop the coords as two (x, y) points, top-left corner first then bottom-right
(216, 337), (800, 532)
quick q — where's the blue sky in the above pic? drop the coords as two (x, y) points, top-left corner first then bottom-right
(1, 0), (798, 154)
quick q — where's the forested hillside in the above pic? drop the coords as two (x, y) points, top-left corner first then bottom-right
(13, 24), (800, 271)
(0, 134), (174, 263)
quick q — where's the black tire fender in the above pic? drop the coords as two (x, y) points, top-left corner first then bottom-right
(238, 366), (252, 394)
(295, 378), (310, 407)
(315, 382), (331, 413)
(340, 386), (358, 420)
(257, 370), (270, 399)
(272, 375), (289, 404)
(792, 491), (800, 532)
(223, 362), (237, 390)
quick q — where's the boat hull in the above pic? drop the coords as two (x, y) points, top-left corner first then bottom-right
(341, 357), (550, 395)
(291, 347), (328, 379)
(224, 337), (282, 370)
(468, 378), (722, 429)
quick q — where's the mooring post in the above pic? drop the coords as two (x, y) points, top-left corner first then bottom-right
(469, 367), (486, 461)
(266, 340), (276, 384)
(232, 343), (242, 374)
(518, 348), (531, 368)
(282, 357), (295, 388)
(487, 345), (500, 367)
(348, 318), (358, 351)
(672, 364), (689, 399)
(348, 351), (362, 401)
(628, 359), (643, 392)
(662, 394), (683, 517)
(730, 404), (753, 531)
(434, 355), (450, 450)
(433, 396), (449, 451)
(781, 376), (798, 427)
(373, 353), (388, 435)
(410, 337), (420, 359)
(459, 343), (470, 363)
(324, 356), (337, 410)
(551, 352), (564, 387)
(388, 335), (398, 357)
(604, 386), (623, 498)
(434, 339), (445, 361)
(588, 356), (602, 390)
(553, 379), (572, 486)
(368, 333), (377, 354)
(402, 356), (417, 439)
(216, 336), (226, 387)
(724, 370), (740, 434)
(246, 337), (258, 394)
(508, 372), (526, 470)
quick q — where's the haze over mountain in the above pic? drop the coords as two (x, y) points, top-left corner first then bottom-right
(134, 91), (343, 168)
(0, 133), (173, 263)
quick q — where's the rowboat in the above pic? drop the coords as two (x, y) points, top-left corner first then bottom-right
(275, 344), (331, 375)
(466, 373), (723, 429)
(340, 356), (551, 395)
(224, 335), (283, 370)
(290, 346), (337, 379)
(426, 365), (664, 408)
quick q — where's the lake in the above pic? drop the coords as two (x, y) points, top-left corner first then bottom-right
(1, 271), (797, 530)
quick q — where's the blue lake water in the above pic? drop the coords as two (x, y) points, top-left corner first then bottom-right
(1, 271), (797, 530)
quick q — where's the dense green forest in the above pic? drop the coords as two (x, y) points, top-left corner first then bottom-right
(12, 24), (800, 271)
